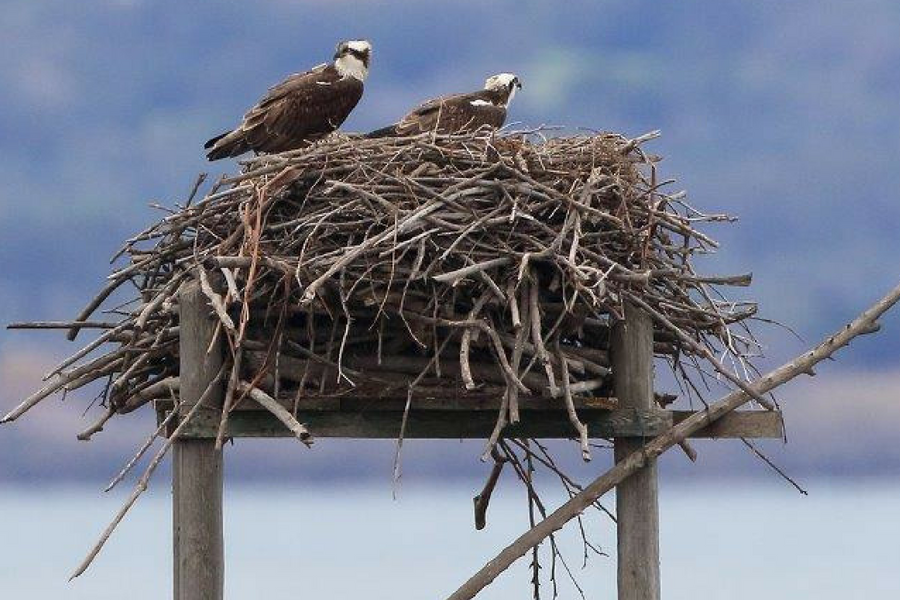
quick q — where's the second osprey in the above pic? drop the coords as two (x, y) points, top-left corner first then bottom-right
(367, 73), (522, 138)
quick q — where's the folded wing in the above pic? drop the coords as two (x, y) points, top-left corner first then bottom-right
(206, 66), (364, 160)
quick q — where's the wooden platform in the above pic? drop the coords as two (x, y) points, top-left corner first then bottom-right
(155, 394), (783, 440)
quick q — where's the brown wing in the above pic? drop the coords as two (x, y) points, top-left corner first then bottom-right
(396, 91), (507, 135)
(239, 66), (363, 153)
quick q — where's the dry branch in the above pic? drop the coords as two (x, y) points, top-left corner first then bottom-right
(237, 383), (312, 445)
(473, 448), (507, 530)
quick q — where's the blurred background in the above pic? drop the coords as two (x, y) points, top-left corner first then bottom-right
(1, 0), (898, 597)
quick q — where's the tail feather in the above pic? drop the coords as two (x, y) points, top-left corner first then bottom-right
(204, 131), (228, 149)
(364, 124), (400, 139)
(204, 129), (249, 161)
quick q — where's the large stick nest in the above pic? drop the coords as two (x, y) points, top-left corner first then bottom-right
(5, 129), (761, 450)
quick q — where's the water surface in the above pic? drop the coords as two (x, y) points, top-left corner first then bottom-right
(2, 480), (897, 598)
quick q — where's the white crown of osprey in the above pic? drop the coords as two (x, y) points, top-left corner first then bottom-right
(345, 40), (371, 53)
(484, 73), (520, 91)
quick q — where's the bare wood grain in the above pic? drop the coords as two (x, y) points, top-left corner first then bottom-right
(611, 303), (660, 600)
(174, 281), (224, 600)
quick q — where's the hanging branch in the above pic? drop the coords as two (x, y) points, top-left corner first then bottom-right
(473, 447), (507, 530)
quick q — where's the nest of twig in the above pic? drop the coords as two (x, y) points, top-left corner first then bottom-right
(5, 129), (760, 454)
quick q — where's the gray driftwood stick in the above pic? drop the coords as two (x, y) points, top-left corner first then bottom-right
(237, 383), (312, 445)
(444, 280), (900, 600)
(6, 320), (119, 330)
(610, 303), (660, 600)
(174, 281), (224, 600)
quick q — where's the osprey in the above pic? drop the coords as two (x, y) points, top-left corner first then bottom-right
(204, 40), (372, 160)
(366, 73), (522, 138)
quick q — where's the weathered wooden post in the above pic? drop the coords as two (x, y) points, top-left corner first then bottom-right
(611, 302), (660, 600)
(174, 281), (225, 600)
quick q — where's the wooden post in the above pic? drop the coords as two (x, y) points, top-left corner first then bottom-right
(611, 303), (660, 600)
(174, 282), (225, 600)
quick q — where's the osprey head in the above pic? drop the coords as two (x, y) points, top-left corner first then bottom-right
(333, 39), (372, 81)
(484, 73), (522, 107)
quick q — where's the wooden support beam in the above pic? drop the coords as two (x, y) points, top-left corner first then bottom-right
(611, 303), (660, 600)
(167, 405), (673, 440)
(676, 409), (783, 439)
(174, 282), (224, 600)
(220, 392), (619, 412)
(155, 392), (781, 440)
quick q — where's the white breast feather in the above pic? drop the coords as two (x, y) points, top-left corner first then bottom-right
(505, 85), (517, 107)
(334, 55), (368, 81)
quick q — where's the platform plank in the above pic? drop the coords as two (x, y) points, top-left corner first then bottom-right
(677, 409), (783, 439)
(169, 406), (670, 439)
(156, 397), (782, 440)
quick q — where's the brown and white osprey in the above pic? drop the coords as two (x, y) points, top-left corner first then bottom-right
(366, 73), (522, 138)
(204, 40), (372, 160)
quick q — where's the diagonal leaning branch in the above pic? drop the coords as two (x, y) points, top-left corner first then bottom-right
(445, 280), (900, 600)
